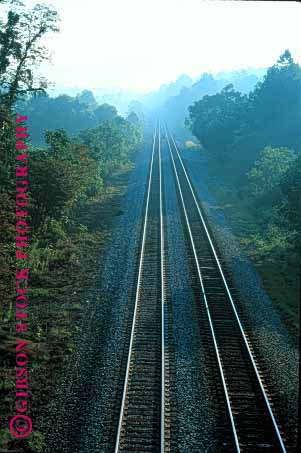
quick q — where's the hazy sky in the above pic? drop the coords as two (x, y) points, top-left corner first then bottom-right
(26, 0), (301, 92)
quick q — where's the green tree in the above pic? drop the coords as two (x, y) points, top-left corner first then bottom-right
(248, 49), (301, 151)
(280, 154), (301, 232)
(0, 9), (20, 79)
(127, 111), (140, 125)
(247, 146), (296, 198)
(76, 89), (97, 108)
(94, 103), (117, 123)
(16, 94), (119, 145)
(30, 133), (98, 228)
(187, 84), (249, 161)
(127, 100), (146, 124)
(80, 116), (142, 179)
(0, 2), (59, 108)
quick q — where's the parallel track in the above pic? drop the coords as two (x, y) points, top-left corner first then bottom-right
(114, 124), (167, 453)
(113, 122), (287, 452)
(165, 126), (286, 452)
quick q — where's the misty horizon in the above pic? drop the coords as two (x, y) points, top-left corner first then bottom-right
(17, 0), (300, 92)
(46, 65), (269, 96)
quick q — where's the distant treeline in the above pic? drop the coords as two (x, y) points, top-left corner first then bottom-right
(16, 90), (122, 145)
(154, 69), (264, 136)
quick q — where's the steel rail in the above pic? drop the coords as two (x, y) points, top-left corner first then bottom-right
(114, 122), (166, 452)
(165, 126), (241, 452)
(167, 126), (286, 453)
(114, 124), (159, 453)
(159, 121), (166, 453)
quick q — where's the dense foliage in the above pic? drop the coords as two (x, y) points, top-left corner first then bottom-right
(187, 50), (301, 329)
(247, 146), (296, 198)
(16, 92), (119, 145)
(158, 70), (262, 138)
(187, 50), (301, 175)
(0, 1), (59, 108)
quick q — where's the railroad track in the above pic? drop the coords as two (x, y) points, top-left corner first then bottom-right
(164, 125), (287, 452)
(113, 122), (287, 452)
(114, 123), (169, 453)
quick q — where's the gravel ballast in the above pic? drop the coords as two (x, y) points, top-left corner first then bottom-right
(162, 144), (219, 452)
